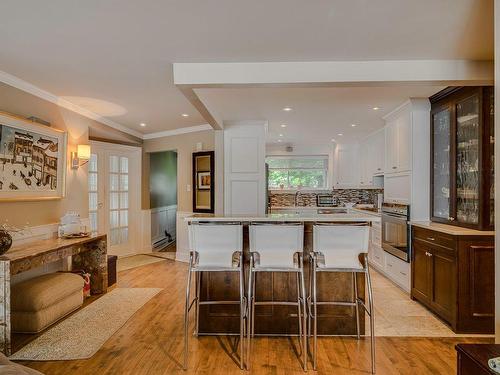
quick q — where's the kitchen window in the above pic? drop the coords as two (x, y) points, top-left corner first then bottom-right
(266, 156), (328, 189)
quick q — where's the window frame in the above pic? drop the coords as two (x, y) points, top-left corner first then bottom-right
(266, 155), (330, 190)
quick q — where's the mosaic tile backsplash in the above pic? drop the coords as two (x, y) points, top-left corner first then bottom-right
(269, 189), (383, 207)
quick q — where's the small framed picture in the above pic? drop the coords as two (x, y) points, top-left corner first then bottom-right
(197, 172), (211, 190)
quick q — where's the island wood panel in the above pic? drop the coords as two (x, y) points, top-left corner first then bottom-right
(198, 223), (366, 335)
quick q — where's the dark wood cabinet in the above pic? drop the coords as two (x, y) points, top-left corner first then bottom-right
(430, 86), (494, 230)
(411, 226), (494, 333)
(456, 344), (500, 375)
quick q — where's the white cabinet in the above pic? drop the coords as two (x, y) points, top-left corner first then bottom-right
(224, 122), (267, 215)
(334, 144), (359, 188)
(372, 130), (385, 175)
(384, 252), (410, 292)
(384, 173), (410, 204)
(369, 221), (410, 293)
(359, 129), (385, 187)
(385, 109), (411, 174)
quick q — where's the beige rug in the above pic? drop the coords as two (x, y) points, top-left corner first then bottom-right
(10, 288), (162, 361)
(117, 254), (168, 272)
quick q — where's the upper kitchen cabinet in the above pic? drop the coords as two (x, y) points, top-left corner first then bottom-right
(359, 129), (385, 187)
(333, 143), (359, 188)
(385, 108), (411, 174)
(430, 86), (494, 230)
(383, 99), (431, 220)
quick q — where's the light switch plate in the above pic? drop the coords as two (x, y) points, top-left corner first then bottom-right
(187, 184), (191, 192)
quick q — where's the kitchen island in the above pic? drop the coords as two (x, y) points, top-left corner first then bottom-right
(185, 211), (380, 336)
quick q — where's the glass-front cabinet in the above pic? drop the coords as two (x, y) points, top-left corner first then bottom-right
(430, 86), (494, 230)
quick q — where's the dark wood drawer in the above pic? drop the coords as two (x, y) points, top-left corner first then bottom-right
(412, 226), (456, 250)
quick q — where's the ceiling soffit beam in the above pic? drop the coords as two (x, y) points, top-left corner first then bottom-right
(177, 85), (223, 130)
(173, 60), (493, 87)
(174, 59), (493, 131)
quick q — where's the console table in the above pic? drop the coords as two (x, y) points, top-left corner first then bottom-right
(0, 234), (107, 355)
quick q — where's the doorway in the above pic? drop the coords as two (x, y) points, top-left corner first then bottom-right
(88, 141), (142, 257)
(149, 150), (177, 252)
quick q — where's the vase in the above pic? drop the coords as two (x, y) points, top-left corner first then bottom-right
(0, 230), (12, 255)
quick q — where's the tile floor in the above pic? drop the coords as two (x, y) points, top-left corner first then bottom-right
(368, 268), (494, 338)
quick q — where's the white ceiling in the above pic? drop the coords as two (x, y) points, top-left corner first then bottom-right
(0, 0), (493, 135)
(197, 86), (445, 146)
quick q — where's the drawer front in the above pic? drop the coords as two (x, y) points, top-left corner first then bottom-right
(385, 252), (410, 291)
(412, 226), (455, 250)
(371, 227), (381, 246)
(370, 245), (385, 269)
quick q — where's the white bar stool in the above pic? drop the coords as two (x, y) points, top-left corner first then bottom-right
(184, 222), (246, 370)
(309, 223), (375, 373)
(247, 222), (307, 371)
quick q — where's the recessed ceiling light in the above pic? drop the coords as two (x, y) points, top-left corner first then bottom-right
(338, 133), (343, 136)
(279, 134), (283, 137)
(277, 139), (282, 142)
(280, 124), (287, 128)
(282, 107), (293, 112)
(181, 113), (189, 117)
(351, 124), (357, 127)
(372, 107), (380, 111)
(140, 123), (146, 127)
(331, 138), (336, 142)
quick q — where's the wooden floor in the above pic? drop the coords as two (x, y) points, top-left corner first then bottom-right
(19, 258), (492, 375)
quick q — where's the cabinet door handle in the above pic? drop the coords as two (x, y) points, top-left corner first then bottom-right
(427, 237), (435, 241)
(387, 263), (393, 267)
(400, 271), (407, 276)
(377, 168), (381, 171)
(392, 166), (397, 169)
(425, 251), (433, 257)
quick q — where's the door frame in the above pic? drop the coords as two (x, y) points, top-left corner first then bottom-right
(90, 140), (142, 257)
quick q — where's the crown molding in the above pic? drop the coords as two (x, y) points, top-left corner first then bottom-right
(0, 70), (143, 139)
(143, 124), (212, 140)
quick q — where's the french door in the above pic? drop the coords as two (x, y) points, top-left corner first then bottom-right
(89, 141), (141, 256)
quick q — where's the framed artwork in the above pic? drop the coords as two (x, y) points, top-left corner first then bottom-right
(0, 112), (67, 201)
(192, 151), (214, 213)
(197, 171), (211, 190)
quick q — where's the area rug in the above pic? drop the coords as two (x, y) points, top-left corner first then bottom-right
(117, 254), (168, 272)
(9, 288), (162, 361)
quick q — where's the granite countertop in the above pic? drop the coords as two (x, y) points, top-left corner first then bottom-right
(270, 206), (382, 217)
(410, 221), (494, 236)
(186, 211), (380, 222)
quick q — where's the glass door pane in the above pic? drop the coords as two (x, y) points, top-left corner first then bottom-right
(456, 94), (480, 224)
(109, 155), (129, 246)
(88, 153), (98, 233)
(432, 108), (451, 219)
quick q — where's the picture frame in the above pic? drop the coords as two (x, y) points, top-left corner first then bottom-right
(0, 111), (67, 202)
(197, 171), (211, 190)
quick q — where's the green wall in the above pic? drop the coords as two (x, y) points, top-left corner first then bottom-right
(149, 151), (177, 209)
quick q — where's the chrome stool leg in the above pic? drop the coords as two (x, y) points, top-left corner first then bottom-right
(299, 264), (308, 371)
(194, 271), (200, 336)
(366, 264), (376, 374)
(311, 256), (318, 371)
(183, 254), (193, 370)
(246, 255), (254, 370)
(296, 272), (303, 350)
(353, 272), (360, 340)
(239, 254), (245, 370)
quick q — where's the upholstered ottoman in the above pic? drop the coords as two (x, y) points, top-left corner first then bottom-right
(10, 273), (84, 333)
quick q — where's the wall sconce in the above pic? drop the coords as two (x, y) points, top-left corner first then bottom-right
(71, 145), (91, 169)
